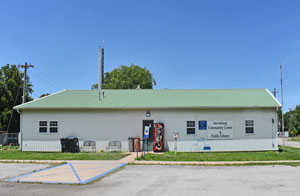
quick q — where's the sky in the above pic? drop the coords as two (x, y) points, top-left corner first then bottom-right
(0, 0), (300, 112)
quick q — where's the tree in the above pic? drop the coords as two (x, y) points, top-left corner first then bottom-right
(282, 106), (300, 136)
(39, 93), (50, 98)
(91, 64), (156, 89)
(0, 64), (33, 133)
(277, 108), (283, 132)
(292, 106), (300, 136)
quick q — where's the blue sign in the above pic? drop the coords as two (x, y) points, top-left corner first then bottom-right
(144, 126), (149, 139)
(199, 120), (207, 130)
(203, 146), (211, 150)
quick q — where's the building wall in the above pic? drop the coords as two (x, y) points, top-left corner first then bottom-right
(20, 108), (278, 152)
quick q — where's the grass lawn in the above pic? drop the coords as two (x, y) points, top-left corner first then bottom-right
(287, 138), (300, 142)
(0, 146), (127, 160)
(138, 146), (300, 162)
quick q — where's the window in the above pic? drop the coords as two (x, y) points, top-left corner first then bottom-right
(39, 121), (47, 133)
(50, 121), (58, 133)
(187, 121), (195, 134)
(245, 120), (254, 134)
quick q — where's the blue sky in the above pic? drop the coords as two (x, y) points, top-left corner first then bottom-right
(0, 0), (299, 111)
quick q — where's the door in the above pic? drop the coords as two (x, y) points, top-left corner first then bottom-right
(142, 120), (154, 151)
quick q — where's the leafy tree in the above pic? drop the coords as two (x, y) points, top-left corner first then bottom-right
(282, 106), (300, 136)
(292, 106), (300, 136)
(39, 93), (50, 98)
(92, 64), (156, 89)
(0, 64), (33, 132)
(277, 108), (283, 132)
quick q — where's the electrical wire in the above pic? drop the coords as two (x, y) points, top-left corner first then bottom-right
(30, 71), (63, 91)
(34, 67), (66, 89)
(32, 92), (40, 98)
(6, 88), (20, 132)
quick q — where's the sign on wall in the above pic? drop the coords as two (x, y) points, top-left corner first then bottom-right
(207, 121), (233, 140)
(199, 121), (207, 130)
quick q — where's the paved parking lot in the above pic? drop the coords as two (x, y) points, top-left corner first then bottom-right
(278, 138), (300, 148)
(1, 164), (300, 196)
(0, 163), (50, 180)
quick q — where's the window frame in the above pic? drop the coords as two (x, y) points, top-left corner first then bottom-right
(39, 120), (59, 134)
(186, 121), (196, 135)
(245, 119), (254, 134)
(49, 121), (58, 133)
(39, 121), (48, 133)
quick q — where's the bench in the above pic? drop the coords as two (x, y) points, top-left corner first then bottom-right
(81, 141), (96, 152)
(106, 141), (122, 152)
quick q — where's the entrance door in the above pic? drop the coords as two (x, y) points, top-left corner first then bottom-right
(142, 120), (154, 151)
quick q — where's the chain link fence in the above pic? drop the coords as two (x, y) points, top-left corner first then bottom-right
(0, 133), (19, 146)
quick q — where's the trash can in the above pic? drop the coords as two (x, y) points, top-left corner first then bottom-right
(67, 138), (79, 153)
(134, 137), (140, 152)
(73, 138), (79, 153)
(128, 137), (134, 152)
(60, 138), (67, 152)
(68, 138), (74, 152)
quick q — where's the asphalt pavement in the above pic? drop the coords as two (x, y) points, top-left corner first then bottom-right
(0, 163), (50, 180)
(1, 165), (300, 196)
(278, 138), (300, 148)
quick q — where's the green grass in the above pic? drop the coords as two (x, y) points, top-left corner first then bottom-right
(137, 147), (300, 162)
(0, 146), (127, 160)
(287, 138), (300, 142)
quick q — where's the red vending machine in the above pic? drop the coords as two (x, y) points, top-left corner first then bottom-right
(153, 123), (164, 152)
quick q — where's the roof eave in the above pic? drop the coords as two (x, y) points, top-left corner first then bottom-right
(15, 106), (280, 110)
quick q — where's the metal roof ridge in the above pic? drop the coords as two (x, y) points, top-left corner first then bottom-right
(65, 88), (267, 91)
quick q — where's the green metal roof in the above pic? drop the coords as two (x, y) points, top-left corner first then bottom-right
(14, 88), (281, 110)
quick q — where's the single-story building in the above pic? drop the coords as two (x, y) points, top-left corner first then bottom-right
(14, 88), (281, 152)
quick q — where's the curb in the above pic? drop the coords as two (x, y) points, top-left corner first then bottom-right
(132, 160), (300, 166)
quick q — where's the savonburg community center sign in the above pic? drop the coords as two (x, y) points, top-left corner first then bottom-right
(207, 121), (233, 140)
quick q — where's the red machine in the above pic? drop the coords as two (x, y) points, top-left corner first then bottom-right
(153, 123), (164, 152)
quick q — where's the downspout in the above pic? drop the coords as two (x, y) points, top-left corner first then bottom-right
(17, 109), (22, 151)
(274, 107), (278, 149)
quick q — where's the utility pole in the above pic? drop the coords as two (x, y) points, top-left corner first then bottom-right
(280, 62), (285, 147)
(18, 62), (33, 151)
(272, 88), (278, 98)
(18, 62), (34, 103)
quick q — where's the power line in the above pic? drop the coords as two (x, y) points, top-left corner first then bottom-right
(30, 71), (63, 91)
(32, 92), (40, 98)
(6, 88), (20, 132)
(34, 67), (66, 89)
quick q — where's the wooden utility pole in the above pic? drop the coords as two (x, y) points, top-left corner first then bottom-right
(18, 62), (33, 151)
(18, 62), (34, 103)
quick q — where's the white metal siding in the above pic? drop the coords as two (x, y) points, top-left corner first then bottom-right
(20, 108), (278, 152)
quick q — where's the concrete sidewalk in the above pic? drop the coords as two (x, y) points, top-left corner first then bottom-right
(4, 152), (140, 184)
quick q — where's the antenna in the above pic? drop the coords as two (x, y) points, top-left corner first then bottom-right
(98, 42), (104, 99)
(280, 62), (285, 147)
